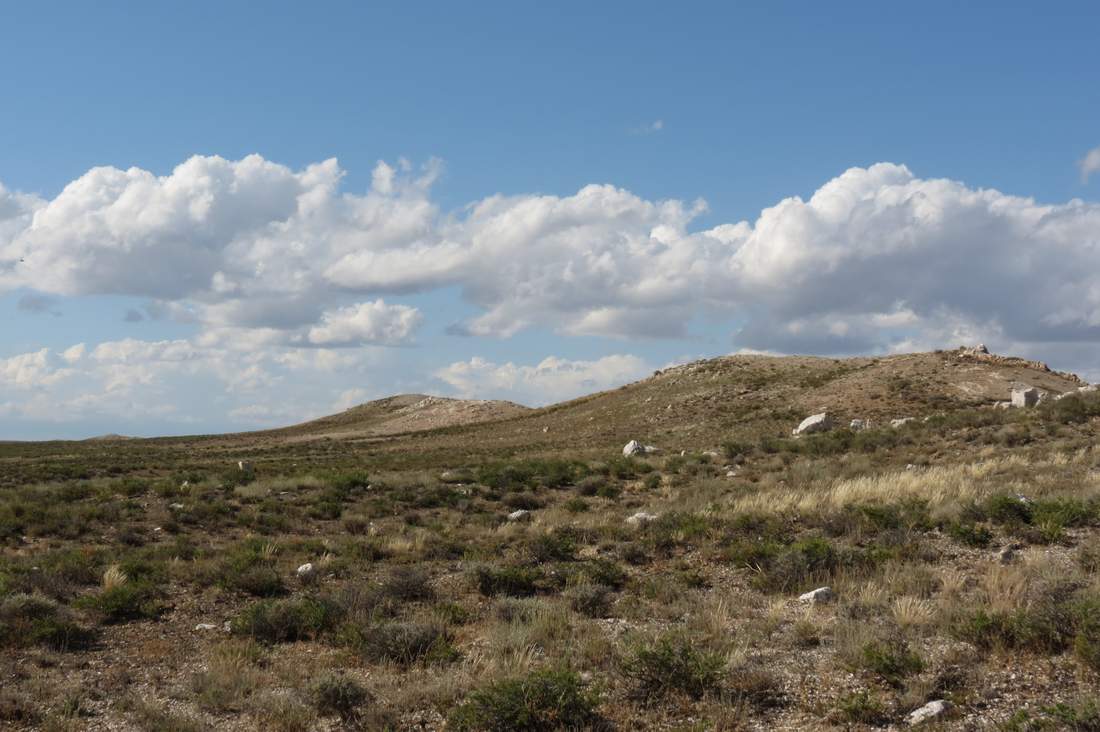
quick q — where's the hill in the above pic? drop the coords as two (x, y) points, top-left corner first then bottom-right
(2, 347), (1099, 731)
(277, 393), (531, 440)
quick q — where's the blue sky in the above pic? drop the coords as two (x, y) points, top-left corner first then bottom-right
(1, 1), (1099, 439)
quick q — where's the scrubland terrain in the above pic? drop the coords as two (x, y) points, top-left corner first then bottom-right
(2, 349), (1100, 730)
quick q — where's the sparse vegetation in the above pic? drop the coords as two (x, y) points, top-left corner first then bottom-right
(3, 351), (1099, 728)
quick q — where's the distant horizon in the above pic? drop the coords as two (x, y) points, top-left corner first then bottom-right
(3, 2), (1099, 440)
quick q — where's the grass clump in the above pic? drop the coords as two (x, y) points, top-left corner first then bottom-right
(853, 638), (924, 686)
(310, 673), (372, 721)
(339, 621), (457, 666)
(231, 596), (340, 643)
(475, 566), (544, 597)
(0, 594), (94, 650)
(621, 633), (725, 700)
(449, 668), (602, 731)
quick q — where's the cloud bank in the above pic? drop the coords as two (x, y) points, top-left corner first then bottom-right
(3, 154), (1100, 433)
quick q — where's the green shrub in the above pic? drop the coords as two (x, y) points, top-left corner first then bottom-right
(340, 621), (457, 666)
(379, 567), (435, 603)
(77, 582), (162, 623)
(0, 594), (94, 650)
(449, 668), (602, 732)
(568, 584), (613, 618)
(621, 633), (725, 700)
(527, 532), (577, 563)
(750, 537), (838, 593)
(854, 639), (924, 686)
(984, 494), (1033, 526)
(231, 597), (341, 643)
(475, 566), (543, 597)
(311, 673), (372, 720)
(832, 690), (888, 726)
(947, 521), (993, 548)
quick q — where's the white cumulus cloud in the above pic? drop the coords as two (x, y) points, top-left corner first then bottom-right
(307, 300), (422, 347)
(1081, 145), (1100, 183)
(436, 354), (652, 405)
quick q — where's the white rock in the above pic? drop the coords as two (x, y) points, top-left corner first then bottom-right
(907, 699), (951, 726)
(237, 460), (253, 472)
(891, 417), (914, 428)
(169, 503), (185, 510)
(296, 563), (316, 579)
(507, 510), (530, 522)
(194, 623), (219, 632)
(1011, 385), (1040, 408)
(849, 419), (869, 431)
(798, 586), (836, 604)
(622, 440), (646, 457)
(626, 511), (658, 527)
(701, 450), (719, 459)
(995, 400), (1012, 409)
(726, 470), (737, 477)
(643, 445), (660, 454)
(793, 413), (832, 436)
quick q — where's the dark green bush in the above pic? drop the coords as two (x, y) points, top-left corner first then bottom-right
(231, 596), (341, 643)
(449, 668), (602, 732)
(475, 566), (543, 597)
(340, 621), (457, 666)
(0, 594), (94, 650)
(854, 639), (924, 686)
(311, 673), (371, 720)
(621, 633), (725, 700)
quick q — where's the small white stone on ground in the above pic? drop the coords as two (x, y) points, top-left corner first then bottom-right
(626, 511), (658, 527)
(799, 586), (836, 604)
(891, 417), (914, 428)
(194, 623), (218, 632)
(850, 419), (869, 431)
(623, 440), (645, 457)
(793, 413), (832, 436)
(907, 699), (951, 726)
(296, 563), (315, 579)
(507, 510), (530, 522)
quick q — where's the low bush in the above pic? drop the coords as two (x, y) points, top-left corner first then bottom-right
(621, 633), (725, 700)
(310, 673), (372, 720)
(339, 621), (457, 666)
(449, 668), (602, 732)
(231, 596), (341, 643)
(0, 594), (94, 650)
(475, 566), (544, 597)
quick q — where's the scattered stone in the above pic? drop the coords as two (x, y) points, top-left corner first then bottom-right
(905, 463), (917, 471)
(907, 699), (952, 726)
(726, 470), (737, 478)
(793, 413), (832, 436)
(439, 470), (473, 484)
(623, 440), (645, 457)
(180, 480), (190, 489)
(542, 426), (549, 433)
(891, 417), (915, 428)
(507, 510), (531, 522)
(296, 563), (316, 580)
(1016, 494), (1033, 505)
(1011, 385), (1041, 408)
(998, 544), (1021, 564)
(169, 503), (185, 510)
(194, 623), (219, 632)
(849, 419), (869, 431)
(702, 450), (719, 459)
(799, 586), (836, 604)
(626, 511), (658, 527)
(995, 401), (1012, 409)
(237, 460), (253, 473)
